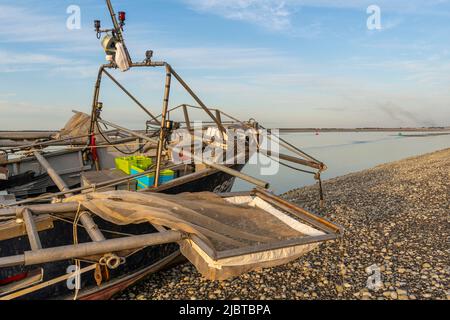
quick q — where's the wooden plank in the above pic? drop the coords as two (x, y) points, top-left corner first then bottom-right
(148, 167), (218, 192)
(0, 215), (54, 242)
(215, 233), (338, 260)
(0, 268), (43, 296)
(255, 192), (337, 235)
(218, 191), (255, 198)
(81, 169), (136, 192)
(255, 189), (343, 234)
(189, 235), (218, 260)
(0, 264), (96, 300)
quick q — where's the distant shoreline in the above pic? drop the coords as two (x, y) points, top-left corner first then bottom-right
(1, 127), (449, 138)
(273, 127), (450, 133)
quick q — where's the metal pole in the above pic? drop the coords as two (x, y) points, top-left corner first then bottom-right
(33, 152), (106, 242)
(0, 203), (81, 217)
(2, 163), (166, 209)
(182, 104), (192, 131)
(170, 67), (226, 134)
(34, 152), (72, 195)
(259, 150), (325, 171)
(21, 209), (42, 251)
(102, 69), (158, 122)
(88, 66), (105, 171)
(105, 0), (132, 65)
(0, 231), (184, 268)
(89, 66), (105, 137)
(154, 64), (172, 187)
(0, 255), (23, 268)
(0, 131), (57, 141)
(258, 123), (323, 165)
(215, 109), (222, 126)
(215, 110), (325, 167)
(1, 130), (119, 154)
(85, 113), (270, 189)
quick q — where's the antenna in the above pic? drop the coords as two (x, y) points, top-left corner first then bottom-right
(94, 0), (132, 66)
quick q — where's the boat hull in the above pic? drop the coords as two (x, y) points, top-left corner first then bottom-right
(0, 164), (245, 300)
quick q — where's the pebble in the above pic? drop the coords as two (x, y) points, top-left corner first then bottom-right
(115, 149), (450, 301)
(396, 289), (408, 296)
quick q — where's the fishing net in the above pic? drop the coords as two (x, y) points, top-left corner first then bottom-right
(52, 112), (105, 143)
(65, 191), (327, 280)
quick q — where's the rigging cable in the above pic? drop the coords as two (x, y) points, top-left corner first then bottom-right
(95, 120), (155, 155)
(266, 155), (316, 175)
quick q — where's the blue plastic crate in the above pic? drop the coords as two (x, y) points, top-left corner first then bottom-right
(160, 169), (175, 184)
(131, 167), (175, 190)
(131, 166), (154, 190)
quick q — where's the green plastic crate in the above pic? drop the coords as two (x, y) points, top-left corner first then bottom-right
(115, 156), (153, 174)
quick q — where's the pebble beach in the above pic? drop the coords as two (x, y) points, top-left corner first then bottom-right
(117, 149), (450, 300)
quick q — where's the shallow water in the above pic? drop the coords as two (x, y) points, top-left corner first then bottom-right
(233, 132), (450, 194)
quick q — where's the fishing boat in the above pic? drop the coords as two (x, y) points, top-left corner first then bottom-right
(0, 0), (339, 300)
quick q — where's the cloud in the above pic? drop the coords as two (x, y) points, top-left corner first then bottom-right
(0, 49), (97, 78)
(182, 0), (294, 31)
(379, 18), (404, 32)
(0, 51), (69, 65)
(0, 1), (449, 129)
(290, 0), (449, 12)
(346, 54), (450, 88)
(0, 50), (70, 73)
(0, 100), (70, 130)
(0, 4), (92, 44)
(0, 93), (16, 98)
(154, 46), (293, 70)
(181, 0), (449, 33)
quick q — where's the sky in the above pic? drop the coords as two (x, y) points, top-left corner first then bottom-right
(0, 0), (449, 130)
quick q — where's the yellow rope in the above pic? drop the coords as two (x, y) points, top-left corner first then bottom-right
(50, 214), (135, 237)
(72, 203), (82, 301)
